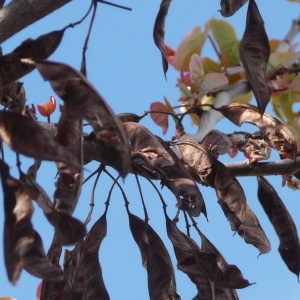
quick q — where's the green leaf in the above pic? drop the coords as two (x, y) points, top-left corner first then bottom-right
(173, 26), (207, 72)
(202, 57), (222, 74)
(210, 19), (240, 66)
(232, 91), (253, 103)
(272, 92), (300, 122)
(268, 52), (300, 72)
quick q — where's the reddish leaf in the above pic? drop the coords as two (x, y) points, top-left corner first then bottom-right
(33, 60), (131, 177)
(36, 282), (42, 300)
(173, 27), (207, 72)
(37, 96), (56, 117)
(164, 44), (175, 66)
(150, 102), (169, 134)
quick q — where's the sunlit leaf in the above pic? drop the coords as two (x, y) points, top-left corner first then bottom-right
(37, 95), (56, 117)
(199, 73), (229, 91)
(164, 44), (175, 66)
(269, 39), (281, 53)
(210, 19), (240, 66)
(202, 57), (222, 74)
(232, 91), (253, 103)
(173, 27), (207, 72)
(268, 52), (300, 71)
(189, 54), (204, 90)
(150, 102), (169, 134)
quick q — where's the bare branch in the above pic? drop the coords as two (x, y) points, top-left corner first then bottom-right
(276, 16), (300, 52)
(0, 0), (71, 44)
(225, 158), (300, 177)
(180, 81), (251, 143)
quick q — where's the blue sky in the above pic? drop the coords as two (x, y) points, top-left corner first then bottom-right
(1, 0), (300, 299)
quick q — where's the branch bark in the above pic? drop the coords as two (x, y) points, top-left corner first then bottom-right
(276, 16), (300, 52)
(0, 0), (71, 44)
(179, 80), (251, 143)
(39, 122), (300, 178)
(225, 158), (300, 177)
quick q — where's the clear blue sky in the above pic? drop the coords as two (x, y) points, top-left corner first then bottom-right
(1, 0), (300, 299)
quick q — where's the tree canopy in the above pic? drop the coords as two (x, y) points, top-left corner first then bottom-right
(1, 0), (300, 299)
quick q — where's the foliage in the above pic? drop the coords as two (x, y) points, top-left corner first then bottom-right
(0, 0), (300, 299)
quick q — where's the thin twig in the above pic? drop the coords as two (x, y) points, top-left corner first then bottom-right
(65, 0), (94, 29)
(84, 164), (104, 225)
(82, 164), (104, 185)
(104, 168), (129, 207)
(98, 0), (132, 11)
(183, 211), (191, 237)
(104, 173), (121, 213)
(134, 170), (149, 222)
(81, 1), (98, 76)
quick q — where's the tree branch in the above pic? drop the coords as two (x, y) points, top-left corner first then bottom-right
(39, 122), (300, 179)
(276, 16), (300, 52)
(179, 80), (251, 143)
(225, 158), (300, 177)
(0, 0), (71, 44)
